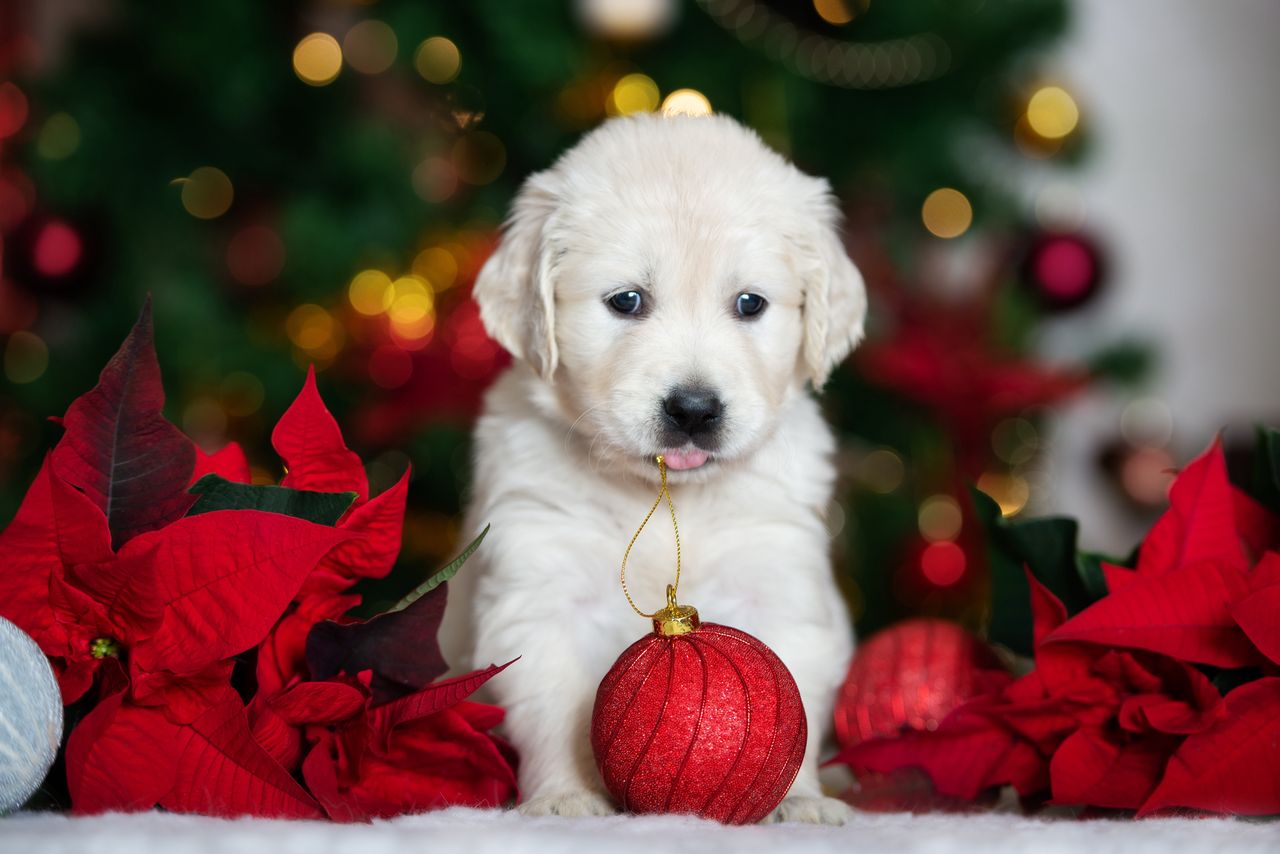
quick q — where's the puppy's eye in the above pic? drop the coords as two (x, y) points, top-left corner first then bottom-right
(607, 290), (645, 317)
(735, 292), (767, 319)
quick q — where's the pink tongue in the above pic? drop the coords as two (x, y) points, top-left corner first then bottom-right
(663, 448), (709, 470)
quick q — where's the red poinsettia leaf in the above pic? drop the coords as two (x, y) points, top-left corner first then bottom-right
(1250, 551), (1280, 588)
(161, 689), (323, 819)
(1049, 726), (1177, 810)
(833, 701), (1034, 801)
(1047, 560), (1263, 668)
(1230, 585), (1280, 666)
(130, 511), (351, 675)
(368, 660), (516, 736)
(1139, 678), (1280, 816)
(255, 594), (359, 698)
(1137, 438), (1249, 577)
(0, 463), (67, 648)
(68, 549), (163, 643)
(249, 703), (303, 772)
(1102, 562), (1139, 594)
(66, 691), (180, 813)
(191, 442), (252, 485)
(1025, 567), (1067, 649)
(46, 462), (114, 567)
(306, 582), (448, 705)
(50, 299), (196, 548)
(301, 469), (409, 599)
(130, 660), (235, 724)
(991, 697), (1081, 756)
(270, 679), (367, 725)
(271, 366), (368, 503)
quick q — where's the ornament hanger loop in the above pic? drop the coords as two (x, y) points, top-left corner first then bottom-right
(620, 455), (683, 619)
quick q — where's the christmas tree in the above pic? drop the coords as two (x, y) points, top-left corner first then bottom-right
(1, 0), (1145, 628)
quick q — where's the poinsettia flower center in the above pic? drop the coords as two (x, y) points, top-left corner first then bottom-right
(90, 637), (121, 659)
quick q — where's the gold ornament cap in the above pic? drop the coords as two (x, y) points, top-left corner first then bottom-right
(652, 584), (700, 636)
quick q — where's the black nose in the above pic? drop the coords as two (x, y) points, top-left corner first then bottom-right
(662, 386), (723, 438)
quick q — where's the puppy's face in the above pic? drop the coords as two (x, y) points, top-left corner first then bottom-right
(475, 115), (866, 481)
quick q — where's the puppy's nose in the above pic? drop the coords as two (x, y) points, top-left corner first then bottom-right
(662, 386), (723, 438)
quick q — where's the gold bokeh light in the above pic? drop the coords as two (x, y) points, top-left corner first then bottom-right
(293, 33), (343, 86)
(348, 269), (394, 316)
(921, 187), (972, 239)
(609, 73), (659, 116)
(177, 167), (234, 219)
(661, 88), (712, 117)
(1026, 86), (1079, 140)
(415, 37), (461, 84)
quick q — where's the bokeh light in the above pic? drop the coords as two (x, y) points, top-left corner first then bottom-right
(1032, 235), (1096, 301)
(921, 541), (967, 587)
(991, 417), (1039, 465)
(918, 494), (963, 543)
(343, 20), (397, 74)
(36, 113), (81, 160)
(4, 331), (49, 384)
(226, 225), (285, 285)
(1119, 397), (1174, 448)
(1120, 446), (1176, 506)
(387, 275), (434, 324)
(813, 0), (855, 26)
(177, 167), (234, 219)
(661, 88), (712, 117)
(182, 396), (227, 447)
(412, 247), (458, 291)
(452, 132), (506, 185)
(415, 37), (461, 84)
(976, 471), (1031, 517)
(220, 371), (265, 417)
(1025, 86), (1079, 140)
(921, 188), (973, 239)
(608, 73), (659, 116)
(0, 82), (28, 139)
(412, 156), (458, 202)
(32, 220), (82, 277)
(0, 169), (34, 231)
(576, 0), (678, 40)
(369, 344), (414, 389)
(293, 33), (343, 86)
(348, 269), (394, 316)
(286, 303), (343, 360)
(857, 447), (905, 493)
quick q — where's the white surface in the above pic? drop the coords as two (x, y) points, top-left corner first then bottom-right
(1040, 0), (1280, 551)
(1, 808), (1277, 854)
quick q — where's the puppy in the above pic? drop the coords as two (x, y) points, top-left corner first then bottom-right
(442, 113), (866, 824)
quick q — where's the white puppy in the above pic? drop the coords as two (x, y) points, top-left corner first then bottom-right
(443, 113), (866, 824)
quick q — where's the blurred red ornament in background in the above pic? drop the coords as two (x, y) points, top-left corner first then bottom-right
(1020, 230), (1105, 312)
(32, 219), (82, 277)
(834, 618), (1009, 751)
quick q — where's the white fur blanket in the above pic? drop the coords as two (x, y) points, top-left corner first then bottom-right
(1, 808), (1275, 854)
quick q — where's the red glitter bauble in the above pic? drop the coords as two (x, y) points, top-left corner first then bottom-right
(591, 612), (806, 825)
(834, 618), (1007, 750)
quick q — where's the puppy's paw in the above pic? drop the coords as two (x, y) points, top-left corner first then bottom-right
(764, 795), (855, 826)
(518, 790), (618, 818)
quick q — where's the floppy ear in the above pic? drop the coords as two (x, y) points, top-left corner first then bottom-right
(796, 181), (867, 389)
(473, 172), (560, 379)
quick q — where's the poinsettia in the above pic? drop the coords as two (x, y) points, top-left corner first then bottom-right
(0, 300), (520, 820)
(834, 435), (1280, 816)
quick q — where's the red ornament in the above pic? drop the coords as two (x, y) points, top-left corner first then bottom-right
(591, 602), (806, 825)
(1019, 230), (1106, 312)
(834, 618), (1007, 750)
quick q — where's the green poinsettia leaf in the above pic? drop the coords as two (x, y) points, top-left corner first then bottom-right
(390, 524), (490, 613)
(1002, 516), (1093, 616)
(1075, 551), (1111, 602)
(970, 486), (1034, 657)
(1251, 426), (1280, 513)
(187, 474), (356, 526)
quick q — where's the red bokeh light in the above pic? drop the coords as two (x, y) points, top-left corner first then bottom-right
(226, 225), (286, 286)
(32, 219), (82, 277)
(0, 82), (28, 139)
(921, 541), (967, 587)
(368, 344), (414, 389)
(1033, 237), (1095, 300)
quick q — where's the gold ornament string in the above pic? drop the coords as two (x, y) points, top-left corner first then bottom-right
(620, 455), (683, 619)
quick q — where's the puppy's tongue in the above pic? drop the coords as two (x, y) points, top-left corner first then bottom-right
(662, 448), (709, 471)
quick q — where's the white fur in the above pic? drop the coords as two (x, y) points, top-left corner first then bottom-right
(441, 114), (867, 824)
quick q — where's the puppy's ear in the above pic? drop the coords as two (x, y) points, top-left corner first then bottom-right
(795, 180), (867, 389)
(473, 172), (559, 379)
